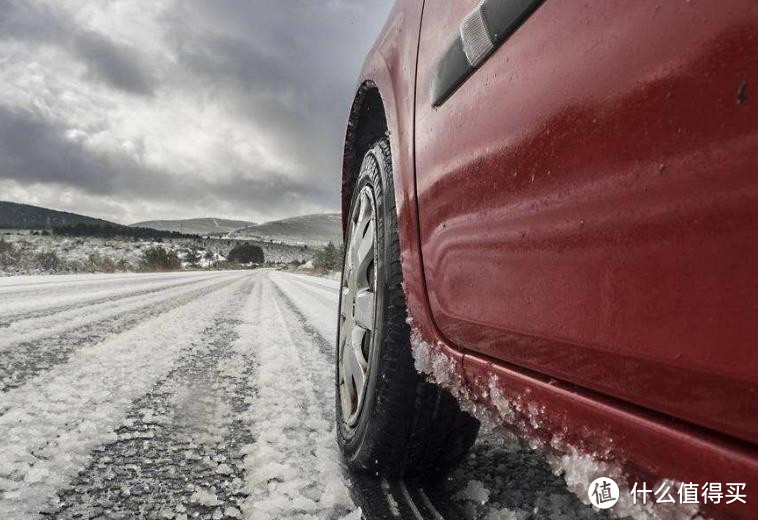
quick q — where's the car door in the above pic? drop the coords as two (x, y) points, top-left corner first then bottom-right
(414, 0), (758, 443)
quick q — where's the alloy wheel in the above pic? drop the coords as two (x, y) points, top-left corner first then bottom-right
(339, 185), (378, 429)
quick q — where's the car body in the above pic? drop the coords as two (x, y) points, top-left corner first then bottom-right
(341, 1), (758, 518)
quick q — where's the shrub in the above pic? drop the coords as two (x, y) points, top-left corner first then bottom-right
(184, 248), (200, 267)
(227, 243), (264, 264)
(0, 238), (19, 267)
(0, 237), (13, 255)
(215, 260), (241, 270)
(34, 251), (63, 271)
(140, 246), (181, 271)
(88, 252), (118, 273)
(313, 241), (344, 271)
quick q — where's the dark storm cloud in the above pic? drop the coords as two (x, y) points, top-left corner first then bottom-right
(165, 0), (392, 187)
(0, 0), (393, 221)
(0, 0), (65, 43)
(72, 30), (156, 97)
(0, 106), (331, 214)
(0, 0), (156, 97)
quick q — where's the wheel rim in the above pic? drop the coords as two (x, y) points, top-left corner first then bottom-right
(339, 185), (378, 429)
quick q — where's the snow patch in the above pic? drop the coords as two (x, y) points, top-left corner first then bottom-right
(190, 488), (222, 507)
(483, 509), (526, 520)
(453, 480), (491, 505)
(0, 274), (247, 518)
(407, 323), (708, 520)
(338, 507), (363, 520)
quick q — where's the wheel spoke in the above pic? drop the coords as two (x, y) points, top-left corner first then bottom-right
(353, 290), (375, 329)
(346, 334), (366, 394)
(339, 369), (356, 415)
(340, 287), (351, 318)
(351, 365), (366, 404)
(351, 326), (368, 370)
(355, 220), (375, 285)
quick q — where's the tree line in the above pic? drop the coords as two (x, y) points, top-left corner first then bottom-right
(52, 223), (200, 240)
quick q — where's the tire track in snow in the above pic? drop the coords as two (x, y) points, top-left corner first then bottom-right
(278, 274), (340, 295)
(269, 280), (337, 421)
(0, 272), (217, 319)
(0, 273), (218, 327)
(0, 274), (237, 350)
(268, 271), (338, 349)
(239, 273), (353, 520)
(0, 273), (172, 296)
(0, 272), (251, 519)
(274, 277), (337, 309)
(51, 275), (259, 520)
(0, 275), (240, 393)
(269, 276), (336, 358)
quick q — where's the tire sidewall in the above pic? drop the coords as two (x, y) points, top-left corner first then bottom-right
(336, 144), (393, 465)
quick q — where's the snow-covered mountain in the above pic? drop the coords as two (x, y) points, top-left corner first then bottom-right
(130, 218), (254, 236)
(231, 213), (341, 246)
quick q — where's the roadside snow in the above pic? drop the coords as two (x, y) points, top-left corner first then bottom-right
(0, 233), (313, 275)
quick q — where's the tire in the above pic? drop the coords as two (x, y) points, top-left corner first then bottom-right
(336, 136), (479, 479)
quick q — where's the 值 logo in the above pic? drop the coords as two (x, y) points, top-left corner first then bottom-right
(588, 477), (619, 509)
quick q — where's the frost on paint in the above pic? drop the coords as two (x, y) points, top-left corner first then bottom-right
(409, 327), (470, 403)
(407, 322), (708, 520)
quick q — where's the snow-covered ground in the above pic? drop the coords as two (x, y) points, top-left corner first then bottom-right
(0, 234), (315, 276)
(0, 270), (609, 519)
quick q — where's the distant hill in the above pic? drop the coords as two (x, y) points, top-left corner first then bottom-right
(130, 218), (254, 236)
(231, 213), (341, 247)
(0, 201), (117, 229)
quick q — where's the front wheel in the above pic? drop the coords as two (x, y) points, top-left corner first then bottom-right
(336, 137), (479, 478)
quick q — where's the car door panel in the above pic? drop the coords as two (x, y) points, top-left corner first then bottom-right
(415, 0), (758, 442)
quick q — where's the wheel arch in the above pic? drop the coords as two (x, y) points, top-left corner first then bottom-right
(341, 81), (388, 237)
(340, 1), (457, 362)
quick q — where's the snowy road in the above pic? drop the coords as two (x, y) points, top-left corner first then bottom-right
(0, 270), (606, 520)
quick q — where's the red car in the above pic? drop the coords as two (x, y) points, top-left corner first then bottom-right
(335, 1), (758, 518)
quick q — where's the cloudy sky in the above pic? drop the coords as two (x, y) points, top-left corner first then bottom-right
(0, 0), (393, 224)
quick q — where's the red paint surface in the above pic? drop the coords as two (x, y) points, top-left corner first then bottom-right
(464, 355), (758, 520)
(344, 1), (758, 518)
(415, 0), (758, 444)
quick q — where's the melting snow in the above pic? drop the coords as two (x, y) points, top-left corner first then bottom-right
(408, 322), (709, 520)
